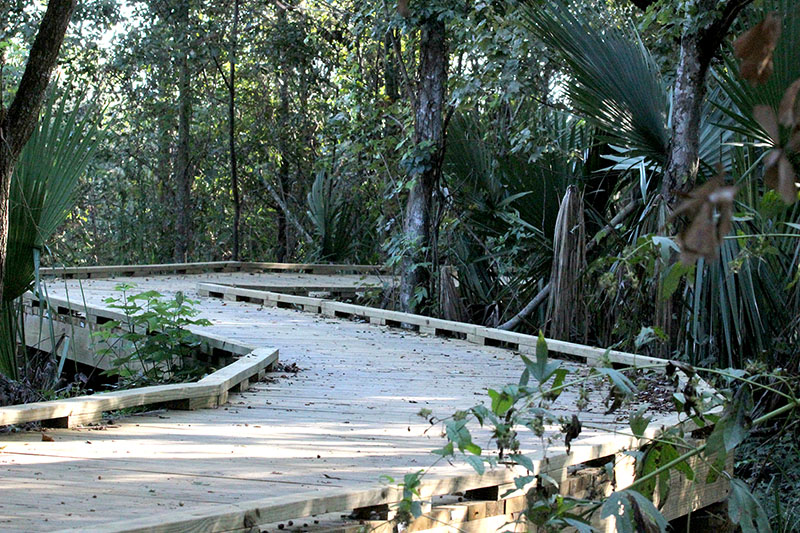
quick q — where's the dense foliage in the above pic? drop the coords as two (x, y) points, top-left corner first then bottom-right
(2, 0), (799, 529)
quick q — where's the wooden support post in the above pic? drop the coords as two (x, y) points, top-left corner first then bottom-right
(232, 378), (250, 393)
(41, 411), (103, 429)
(466, 333), (487, 345)
(369, 316), (386, 326)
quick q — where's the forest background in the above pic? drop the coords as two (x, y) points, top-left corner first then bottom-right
(2, 0), (799, 529)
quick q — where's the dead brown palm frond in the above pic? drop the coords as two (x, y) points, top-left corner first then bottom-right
(734, 12), (782, 85)
(546, 185), (587, 342)
(671, 176), (737, 264)
(439, 266), (467, 323)
(753, 104), (798, 203)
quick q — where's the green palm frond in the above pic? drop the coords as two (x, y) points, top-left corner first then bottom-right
(0, 87), (103, 379)
(520, 1), (669, 163)
(5, 88), (103, 301)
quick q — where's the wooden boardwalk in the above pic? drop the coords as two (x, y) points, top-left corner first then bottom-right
(1, 270), (707, 532)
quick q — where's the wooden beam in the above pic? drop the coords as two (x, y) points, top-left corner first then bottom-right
(0, 347), (277, 427)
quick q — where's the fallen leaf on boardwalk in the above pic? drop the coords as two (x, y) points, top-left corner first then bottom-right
(41, 433), (54, 442)
(753, 104), (799, 204)
(734, 12), (782, 85)
(672, 176), (738, 264)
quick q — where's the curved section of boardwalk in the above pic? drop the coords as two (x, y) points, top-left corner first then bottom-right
(2, 272), (666, 532)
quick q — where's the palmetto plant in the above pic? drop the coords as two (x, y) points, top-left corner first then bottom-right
(0, 88), (103, 380)
(442, 110), (589, 325)
(518, 0), (799, 367)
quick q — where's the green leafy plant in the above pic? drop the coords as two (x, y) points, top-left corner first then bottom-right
(384, 337), (794, 532)
(92, 284), (212, 387)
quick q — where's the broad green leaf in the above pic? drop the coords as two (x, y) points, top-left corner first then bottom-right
(464, 455), (485, 475)
(629, 404), (651, 438)
(509, 453), (534, 472)
(728, 479), (772, 533)
(596, 367), (636, 396)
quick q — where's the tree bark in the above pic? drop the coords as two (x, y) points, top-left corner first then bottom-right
(228, 0), (241, 261)
(173, 1), (193, 263)
(656, 0), (752, 357)
(0, 0), (76, 304)
(400, 17), (447, 313)
(661, 0), (752, 206)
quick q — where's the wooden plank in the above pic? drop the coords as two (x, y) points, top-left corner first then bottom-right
(198, 349), (278, 391)
(40, 262), (242, 279)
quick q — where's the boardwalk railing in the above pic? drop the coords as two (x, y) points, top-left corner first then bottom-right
(40, 261), (391, 279)
(5, 292), (279, 428)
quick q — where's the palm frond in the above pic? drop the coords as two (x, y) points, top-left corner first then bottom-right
(520, 1), (669, 163)
(5, 88), (103, 301)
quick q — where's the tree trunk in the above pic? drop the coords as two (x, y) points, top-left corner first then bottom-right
(0, 0), (76, 305)
(661, 0), (752, 205)
(173, 1), (193, 263)
(229, 0), (241, 261)
(384, 30), (399, 102)
(400, 17), (447, 313)
(275, 3), (291, 263)
(657, 0), (752, 356)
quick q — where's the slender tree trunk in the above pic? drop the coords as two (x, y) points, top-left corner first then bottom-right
(400, 18), (447, 313)
(173, 2), (193, 263)
(384, 30), (399, 102)
(656, 0), (752, 356)
(275, 3), (291, 263)
(228, 0), (241, 261)
(0, 0), (76, 305)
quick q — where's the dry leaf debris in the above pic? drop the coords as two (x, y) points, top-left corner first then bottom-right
(754, 104), (799, 204)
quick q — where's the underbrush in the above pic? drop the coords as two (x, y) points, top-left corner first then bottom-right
(737, 419), (800, 532)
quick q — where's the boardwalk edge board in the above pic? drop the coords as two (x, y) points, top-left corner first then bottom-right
(53, 423), (728, 533)
(4, 293), (280, 428)
(197, 282), (667, 369)
(40, 261), (391, 279)
(0, 348), (277, 428)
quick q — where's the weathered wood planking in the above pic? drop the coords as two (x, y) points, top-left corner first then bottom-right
(0, 273), (726, 532)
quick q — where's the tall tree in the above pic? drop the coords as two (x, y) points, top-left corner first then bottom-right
(0, 0), (76, 303)
(399, 10), (448, 313)
(173, 0), (194, 262)
(228, 0), (241, 260)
